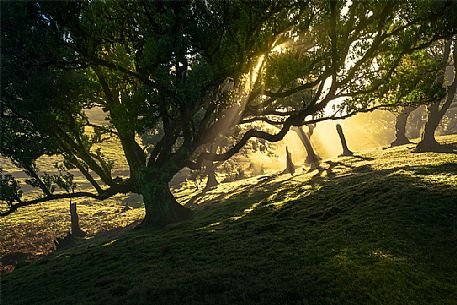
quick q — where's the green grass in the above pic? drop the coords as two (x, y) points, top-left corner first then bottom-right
(1, 135), (457, 305)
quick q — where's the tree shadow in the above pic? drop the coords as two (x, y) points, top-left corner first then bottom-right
(413, 142), (457, 153)
(5, 161), (456, 305)
(190, 159), (456, 232)
(181, 161), (457, 304)
(349, 154), (375, 161)
(184, 173), (284, 208)
(311, 156), (373, 179)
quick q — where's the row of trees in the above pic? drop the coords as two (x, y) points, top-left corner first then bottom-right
(388, 38), (457, 151)
(1, 0), (456, 226)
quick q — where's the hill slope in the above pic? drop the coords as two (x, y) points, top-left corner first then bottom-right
(2, 135), (457, 305)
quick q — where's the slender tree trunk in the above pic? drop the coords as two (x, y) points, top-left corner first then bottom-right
(204, 144), (219, 189)
(284, 146), (295, 175)
(140, 181), (191, 227)
(390, 106), (414, 147)
(296, 126), (320, 166)
(416, 38), (457, 152)
(336, 124), (353, 156)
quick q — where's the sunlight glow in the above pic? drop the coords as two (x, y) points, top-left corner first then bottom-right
(249, 55), (265, 91)
(210, 54), (267, 151)
(271, 42), (289, 54)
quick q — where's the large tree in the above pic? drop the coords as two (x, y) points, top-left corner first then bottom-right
(415, 38), (457, 152)
(1, 0), (456, 226)
(372, 38), (457, 151)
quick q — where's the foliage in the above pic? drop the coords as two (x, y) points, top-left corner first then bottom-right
(1, 174), (23, 206)
(354, 42), (449, 110)
(1, 0), (456, 224)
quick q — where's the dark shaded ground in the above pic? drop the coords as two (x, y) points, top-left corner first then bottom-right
(2, 140), (457, 305)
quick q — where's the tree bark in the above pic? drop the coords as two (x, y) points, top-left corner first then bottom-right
(70, 201), (85, 237)
(204, 144), (219, 189)
(296, 126), (320, 166)
(390, 106), (414, 147)
(204, 162), (219, 189)
(285, 146), (295, 175)
(140, 182), (191, 227)
(336, 124), (353, 156)
(415, 108), (443, 151)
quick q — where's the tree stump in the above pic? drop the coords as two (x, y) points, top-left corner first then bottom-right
(70, 201), (86, 237)
(204, 144), (219, 189)
(284, 146), (295, 175)
(336, 124), (354, 156)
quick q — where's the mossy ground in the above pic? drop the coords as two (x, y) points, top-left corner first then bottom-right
(1, 135), (457, 305)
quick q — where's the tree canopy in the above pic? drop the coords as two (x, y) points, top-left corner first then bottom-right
(1, 0), (456, 226)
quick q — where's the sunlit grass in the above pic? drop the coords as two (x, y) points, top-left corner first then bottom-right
(1, 134), (456, 304)
(0, 133), (140, 272)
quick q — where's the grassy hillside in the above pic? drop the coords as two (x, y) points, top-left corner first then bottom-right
(0, 133), (141, 274)
(1, 135), (457, 305)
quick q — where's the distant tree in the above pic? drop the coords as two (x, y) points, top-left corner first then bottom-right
(69, 201), (85, 237)
(390, 106), (415, 147)
(1, 1), (456, 227)
(203, 144), (219, 190)
(357, 38), (456, 151)
(406, 106), (427, 139)
(439, 103), (457, 135)
(416, 38), (457, 152)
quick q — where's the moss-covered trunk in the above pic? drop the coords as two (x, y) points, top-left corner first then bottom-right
(390, 107), (413, 147)
(415, 108), (442, 151)
(139, 178), (191, 227)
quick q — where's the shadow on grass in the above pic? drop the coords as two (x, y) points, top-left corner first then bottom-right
(3, 161), (457, 305)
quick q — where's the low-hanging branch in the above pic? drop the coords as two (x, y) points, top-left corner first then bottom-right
(187, 102), (392, 170)
(0, 179), (132, 217)
(187, 101), (318, 169)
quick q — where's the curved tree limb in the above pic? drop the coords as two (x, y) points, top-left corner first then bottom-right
(186, 102), (391, 170)
(0, 179), (132, 217)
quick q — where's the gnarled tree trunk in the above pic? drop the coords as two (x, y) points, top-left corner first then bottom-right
(390, 106), (414, 147)
(140, 181), (191, 227)
(296, 126), (320, 167)
(415, 38), (457, 152)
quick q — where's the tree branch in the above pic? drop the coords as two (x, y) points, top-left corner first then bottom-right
(0, 179), (132, 217)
